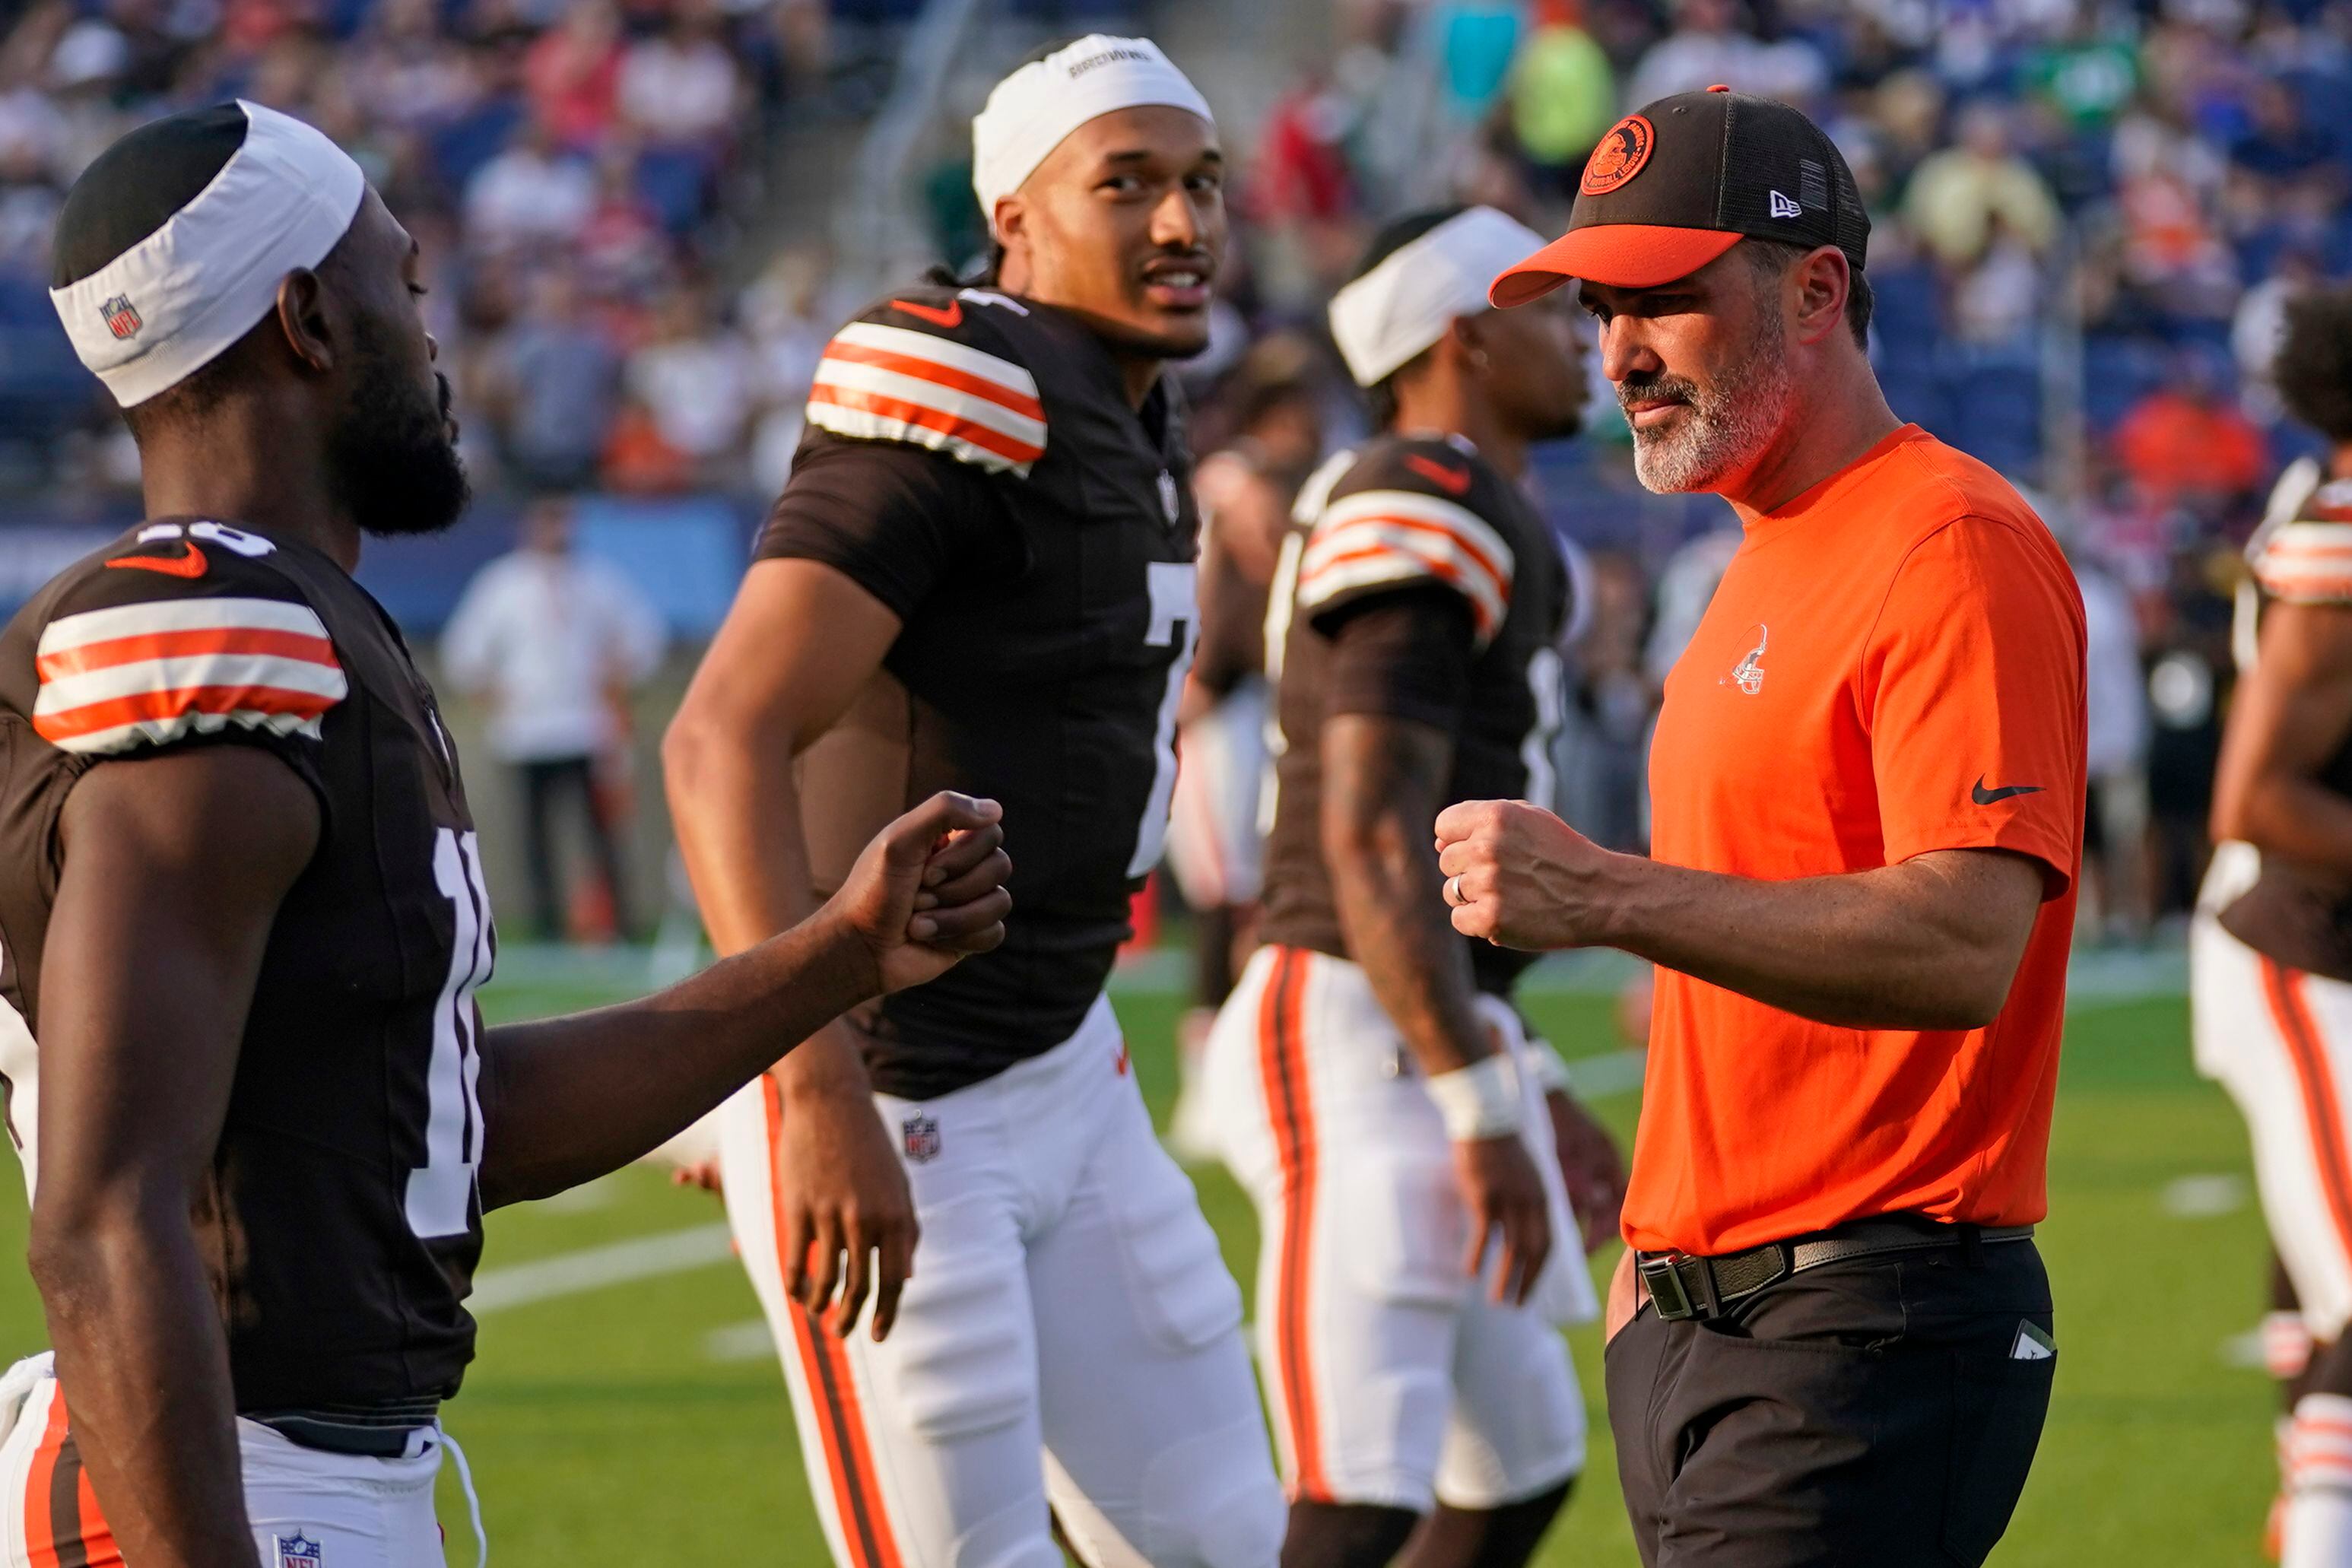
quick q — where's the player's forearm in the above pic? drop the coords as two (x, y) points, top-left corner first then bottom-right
(1593, 852), (2034, 1030)
(1331, 828), (1497, 1074)
(28, 1204), (255, 1567)
(477, 906), (877, 1208)
(1324, 713), (1493, 1073)
(2221, 772), (2352, 881)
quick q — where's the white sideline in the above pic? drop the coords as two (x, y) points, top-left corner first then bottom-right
(469, 1222), (734, 1314)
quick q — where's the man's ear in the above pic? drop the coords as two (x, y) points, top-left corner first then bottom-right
(1790, 246), (1850, 348)
(1449, 313), (1493, 373)
(992, 195), (1030, 271)
(273, 268), (336, 376)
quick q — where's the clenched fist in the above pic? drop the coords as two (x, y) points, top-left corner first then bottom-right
(1434, 798), (1627, 951)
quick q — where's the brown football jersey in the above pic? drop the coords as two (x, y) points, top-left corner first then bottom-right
(1259, 433), (1570, 995)
(757, 284), (1200, 1098)
(0, 519), (492, 1436)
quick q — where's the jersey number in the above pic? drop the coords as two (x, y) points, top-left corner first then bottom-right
(406, 828), (494, 1239)
(1129, 561), (1200, 878)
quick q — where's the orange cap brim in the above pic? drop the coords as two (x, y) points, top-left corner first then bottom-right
(1489, 226), (1745, 306)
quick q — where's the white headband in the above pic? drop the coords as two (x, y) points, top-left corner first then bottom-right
(971, 35), (1212, 238)
(1328, 207), (1554, 386)
(52, 100), (366, 408)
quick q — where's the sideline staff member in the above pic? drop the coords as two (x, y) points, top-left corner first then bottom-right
(1437, 89), (2087, 1566)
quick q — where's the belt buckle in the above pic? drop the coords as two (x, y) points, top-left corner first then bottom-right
(1639, 1252), (1697, 1321)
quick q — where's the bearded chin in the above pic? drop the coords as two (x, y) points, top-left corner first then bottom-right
(1627, 319), (1794, 496)
(328, 348), (471, 538)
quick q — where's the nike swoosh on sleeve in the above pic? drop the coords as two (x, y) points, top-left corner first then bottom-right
(1971, 777), (2045, 805)
(103, 541), (208, 579)
(1403, 453), (1471, 494)
(891, 298), (963, 329)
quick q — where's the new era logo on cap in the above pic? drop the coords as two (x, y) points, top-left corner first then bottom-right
(1770, 189), (1801, 218)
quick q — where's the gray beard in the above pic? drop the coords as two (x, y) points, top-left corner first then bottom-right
(1626, 311), (1795, 495)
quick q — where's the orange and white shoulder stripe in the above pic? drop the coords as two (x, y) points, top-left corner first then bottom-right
(33, 595), (347, 756)
(1297, 488), (1516, 644)
(807, 322), (1046, 476)
(2256, 520), (2352, 604)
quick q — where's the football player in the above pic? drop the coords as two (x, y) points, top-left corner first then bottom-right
(1166, 337), (1327, 1161)
(2198, 282), (2352, 1568)
(1199, 208), (1622, 1568)
(0, 102), (1010, 1568)
(660, 35), (1286, 1568)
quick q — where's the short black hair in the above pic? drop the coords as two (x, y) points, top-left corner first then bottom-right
(2277, 285), (2352, 443)
(1741, 237), (1873, 347)
(52, 103), (256, 440)
(1347, 207), (1471, 427)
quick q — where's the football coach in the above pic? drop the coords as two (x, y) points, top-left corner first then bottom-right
(1434, 89), (2087, 1566)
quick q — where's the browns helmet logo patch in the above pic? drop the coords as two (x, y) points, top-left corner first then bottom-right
(1582, 115), (1655, 196)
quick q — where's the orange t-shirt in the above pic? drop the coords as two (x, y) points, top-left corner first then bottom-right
(1628, 424), (2087, 1256)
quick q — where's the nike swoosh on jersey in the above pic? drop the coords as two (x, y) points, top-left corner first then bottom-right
(892, 297), (963, 329)
(103, 541), (208, 579)
(1972, 777), (2044, 805)
(1404, 453), (1472, 495)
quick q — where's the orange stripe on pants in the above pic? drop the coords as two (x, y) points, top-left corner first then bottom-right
(761, 1078), (904, 1568)
(1256, 948), (1328, 1500)
(2265, 958), (2352, 1278)
(22, 1383), (65, 1568)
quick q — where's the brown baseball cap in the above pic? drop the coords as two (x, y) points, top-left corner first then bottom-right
(1490, 86), (1870, 306)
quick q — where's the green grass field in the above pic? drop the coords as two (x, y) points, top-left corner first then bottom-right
(0, 979), (2278, 1565)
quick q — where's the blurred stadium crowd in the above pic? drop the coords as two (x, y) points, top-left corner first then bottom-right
(3, 0), (2347, 937)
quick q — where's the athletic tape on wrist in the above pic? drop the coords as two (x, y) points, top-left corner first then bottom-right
(1523, 1037), (1573, 1095)
(1427, 1051), (1525, 1141)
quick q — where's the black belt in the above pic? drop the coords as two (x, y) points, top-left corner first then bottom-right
(1636, 1216), (2035, 1323)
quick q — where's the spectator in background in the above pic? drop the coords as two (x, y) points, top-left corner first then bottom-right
(488, 265), (621, 492)
(625, 283), (754, 484)
(1507, 0), (1615, 194)
(617, 0), (741, 155)
(443, 498), (666, 942)
(522, 0), (621, 149)
(1903, 101), (2062, 270)
(2114, 349), (2269, 514)
(464, 112), (595, 255)
(2230, 78), (2337, 191)
(576, 138), (670, 295)
(1623, 0), (1824, 110)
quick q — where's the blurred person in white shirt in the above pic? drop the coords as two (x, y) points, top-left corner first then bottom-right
(443, 498), (667, 940)
(2077, 547), (2154, 943)
(626, 283), (754, 477)
(463, 115), (596, 255)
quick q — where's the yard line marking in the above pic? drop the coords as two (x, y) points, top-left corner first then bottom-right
(2222, 1328), (2270, 1370)
(2161, 1173), (2250, 1218)
(704, 1319), (779, 1364)
(470, 1223), (734, 1314)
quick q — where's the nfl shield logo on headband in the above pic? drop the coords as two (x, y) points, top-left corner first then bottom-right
(99, 294), (141, 341)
